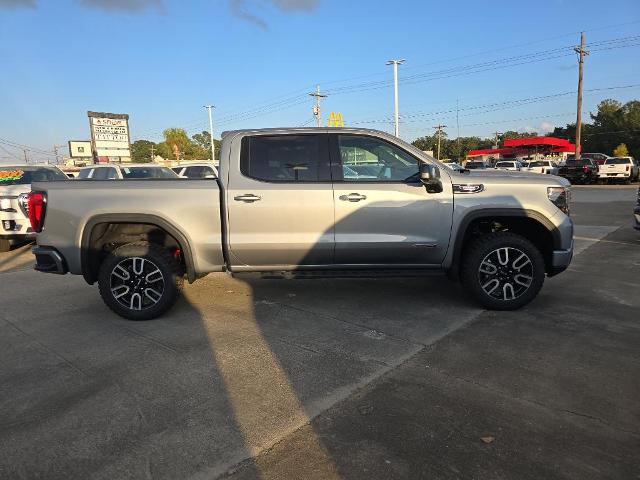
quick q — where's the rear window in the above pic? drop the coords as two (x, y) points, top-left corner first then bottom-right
(120, 167), (177, 179)
(604, 157), (631, 165)
(566, 159), (592, 166)
(240, 134), (330, 182)
(495, 162), (514, 167)
(0, 166), (68, 186)
(465, 162), (485, 169)
(528, 161), (548, 167)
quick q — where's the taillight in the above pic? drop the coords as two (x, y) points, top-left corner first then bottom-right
(626, 166), (630, 172)
(27, 192), (47, 232)
(541, 168), (544, 173)
(583, 166), (589, 173)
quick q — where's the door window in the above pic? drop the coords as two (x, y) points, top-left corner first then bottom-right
(336, 135), (419, 182)
(240, 134), (330, 182)
(78, 168), (93, 179)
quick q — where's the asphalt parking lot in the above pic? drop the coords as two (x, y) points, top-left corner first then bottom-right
(1, 185), (638, 479)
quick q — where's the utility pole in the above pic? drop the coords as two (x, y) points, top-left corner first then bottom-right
(386, 59), (405, 137)
(493, 131), (503, 148)
(308, 85), (327, 128)
(203, 105), (216, 161)
(53, 144), (66, 165)
(433, 124), (447, 160)
(22, 149), (28, 164)
(150, 144), (156, 163)
(574, 32), (589, 159)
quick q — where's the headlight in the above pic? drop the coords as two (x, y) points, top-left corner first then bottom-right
(548, 186), (570, 215)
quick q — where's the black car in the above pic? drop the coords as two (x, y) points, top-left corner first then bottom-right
(464, 161), (488, 170)
(558, 158), (599, 184)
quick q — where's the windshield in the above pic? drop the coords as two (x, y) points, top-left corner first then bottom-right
(604, 157), (631, 165)
(0, 166), (68, 186)
(566, 159), (592, 166)
(120, 166), (178, 179)
(495, 162), (513, 167)
(528, 161), (548, 167)
(465, 162), (485, 169)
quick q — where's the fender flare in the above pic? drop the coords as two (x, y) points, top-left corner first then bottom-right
(80, 213), (196, 284)
(449, 208), (561, 276)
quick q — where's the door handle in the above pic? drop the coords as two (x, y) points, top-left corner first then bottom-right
(339, 193), (367, 202)
(234, 194), (261, 203)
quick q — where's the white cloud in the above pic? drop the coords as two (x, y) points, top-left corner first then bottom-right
(539, 121), (555, 133)
(0, 0), (36, 9)
(79, 0), (163, 12)
(230, 0), (321, 29)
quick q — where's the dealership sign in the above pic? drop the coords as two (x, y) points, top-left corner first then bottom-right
(88, 111), (131, 163)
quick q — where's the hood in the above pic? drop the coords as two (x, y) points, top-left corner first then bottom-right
(0, 184), (31, 197)
(450, 169), (570, 187)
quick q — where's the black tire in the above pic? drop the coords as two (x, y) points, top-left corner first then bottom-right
(0, 239), (10, 253)
(98, 242), (183, 320)
(461, 232), (545, 311)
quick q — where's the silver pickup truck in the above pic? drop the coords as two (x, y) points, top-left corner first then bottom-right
(29, 128), (573, 320)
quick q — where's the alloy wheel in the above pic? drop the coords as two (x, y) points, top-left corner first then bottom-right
(110, 257), (165, 311)
(477, 247), (533, 301)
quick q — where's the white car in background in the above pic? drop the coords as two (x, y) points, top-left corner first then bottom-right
(598, 157), (639, 183)
(78, 164), (178, 180)
(494, 160), (523, 171)
(0, 165), (68, 251)
(171, 162), (218, 179)
(523, 160), (559, 175)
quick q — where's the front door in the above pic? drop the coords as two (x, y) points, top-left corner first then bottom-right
(330, 133), (453, 266)
(226, 133), (334, 268)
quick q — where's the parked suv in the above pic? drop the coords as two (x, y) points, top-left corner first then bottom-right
(0, 165), (67, 251)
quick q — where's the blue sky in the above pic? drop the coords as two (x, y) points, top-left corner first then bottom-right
(0, 0), (639, 162)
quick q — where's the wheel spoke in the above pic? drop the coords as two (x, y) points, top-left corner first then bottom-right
(111, 285), (130, 300)
(130, 293), (142, 310)
(496, 248), (509, 266)
(112, 264), (130, 281)
(132, 257), (145, 276)
(512, 253), (531, 271)
(482, 278), (500, 295)
(146, 268), (163, 283)
(503, 283), (515, 300)
(514, 274), (533, 287)
(144, 288), (162, 304)
(479, 261), (498, 275)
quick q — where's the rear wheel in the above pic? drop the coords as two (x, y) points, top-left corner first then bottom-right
(98, 242), (183, 320)
(461, 232), (545, 311)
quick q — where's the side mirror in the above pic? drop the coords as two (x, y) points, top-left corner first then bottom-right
(419, 163), (443, 194)
(204, 174), (216, 179)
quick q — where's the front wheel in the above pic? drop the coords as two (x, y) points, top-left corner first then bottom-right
(98, 242), (183, 320)
(461, 232), (545, 311)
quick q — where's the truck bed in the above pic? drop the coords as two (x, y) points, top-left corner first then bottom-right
(32, 179), (225, 277)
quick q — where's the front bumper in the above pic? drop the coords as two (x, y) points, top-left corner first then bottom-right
(32, 246), (68, 274)
(549, 240), (573, 276)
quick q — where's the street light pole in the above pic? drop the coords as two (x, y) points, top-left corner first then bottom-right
(386, 59), (405, 137)
(204, 105), (216, 161)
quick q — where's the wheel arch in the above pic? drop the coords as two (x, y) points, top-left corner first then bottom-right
(449, 208), (560, 280)
(81, 214), (196, 285)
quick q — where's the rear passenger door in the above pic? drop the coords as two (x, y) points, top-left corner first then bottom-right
(226, 133), (334, 268)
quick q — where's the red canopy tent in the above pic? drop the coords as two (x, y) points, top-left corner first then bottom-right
(468, 136), (575, 158)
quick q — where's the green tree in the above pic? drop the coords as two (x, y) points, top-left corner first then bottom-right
(130, 140), (156, 163)
(163, 128), (191, 161)
(192, 130), (222, 160)
(613, 143), (629, 157)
